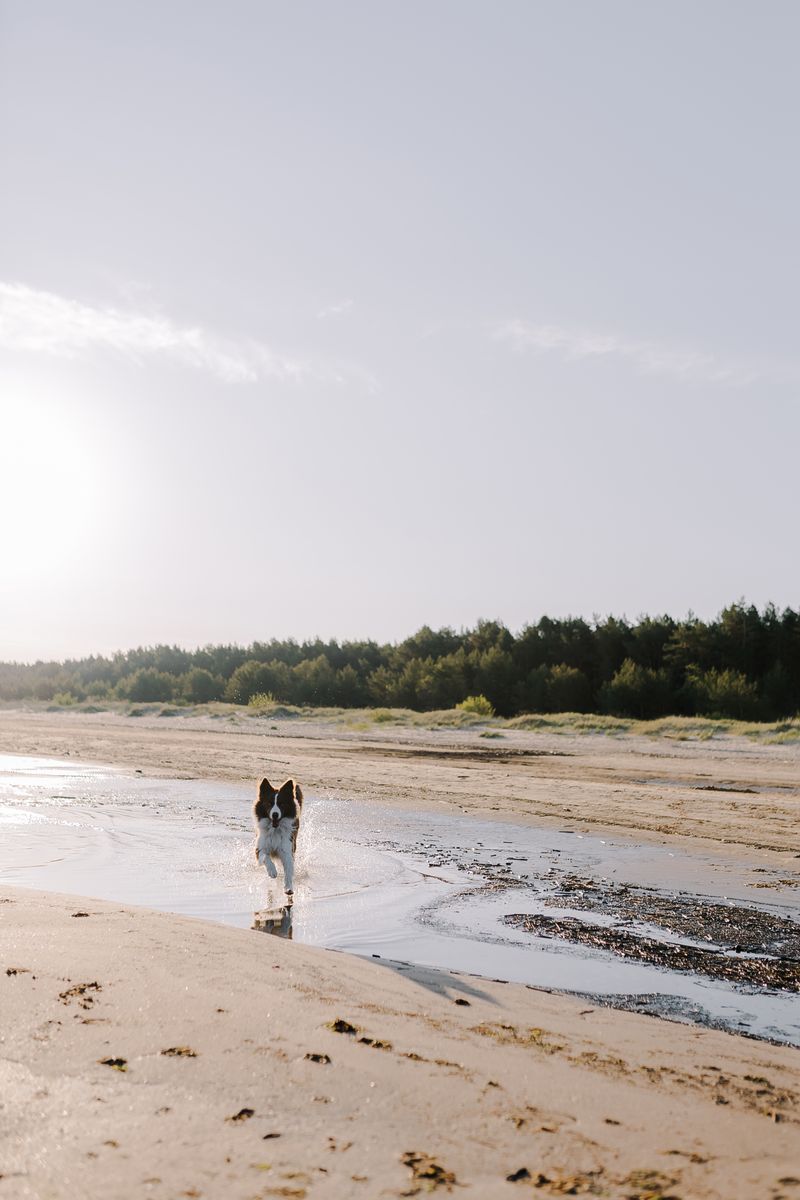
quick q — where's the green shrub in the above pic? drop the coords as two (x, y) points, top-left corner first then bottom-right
(117, 669), (175, 703)
(179, 667), (225, 704)
(599, 659), (673, 719)
(685, 667), (760, 720)
(291, 655), (337, 706)
(457, 694), (495, 717)
(248, 692), (276, 711)
(546, 665), (592, 713)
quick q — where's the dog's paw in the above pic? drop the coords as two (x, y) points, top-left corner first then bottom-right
(264, 861), (278, 879)
(284, 887), (293, 896)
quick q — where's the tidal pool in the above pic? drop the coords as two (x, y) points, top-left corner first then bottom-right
(0, 753), (797, 1045)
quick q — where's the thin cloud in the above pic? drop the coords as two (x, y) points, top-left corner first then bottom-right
(0, 282), (322, 384)
(492, 319), (770, 387)
(317, 298), (354, 319)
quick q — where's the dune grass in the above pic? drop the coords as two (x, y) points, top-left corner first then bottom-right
(218, 703), (800, 741)
(506, 712), (632, 735)
(9, 697), (799, 743)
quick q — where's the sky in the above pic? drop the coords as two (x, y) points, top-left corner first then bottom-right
(1, 0), (798, 662)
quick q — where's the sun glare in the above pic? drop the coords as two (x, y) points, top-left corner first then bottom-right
(0, 390), (103, 580)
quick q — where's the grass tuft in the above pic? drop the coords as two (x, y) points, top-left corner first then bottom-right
(457, 694), (495, 717)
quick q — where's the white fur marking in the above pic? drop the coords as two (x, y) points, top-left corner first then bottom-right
(256, 815), (296, 892)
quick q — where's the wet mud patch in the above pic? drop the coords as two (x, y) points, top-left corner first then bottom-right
(459, 852), (800, 996)
(349, 745), (569, 763)
(504, 913), (800, 991)
(541, 874), (800, 959)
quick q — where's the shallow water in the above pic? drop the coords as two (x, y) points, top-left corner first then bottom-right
(0, 754), (798, 1045)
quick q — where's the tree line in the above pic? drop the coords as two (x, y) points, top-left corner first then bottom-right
(1, 601), (798, 721)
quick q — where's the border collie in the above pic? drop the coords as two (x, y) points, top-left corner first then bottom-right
(254, 777), (303, 894)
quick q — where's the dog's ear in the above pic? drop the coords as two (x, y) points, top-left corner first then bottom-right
(278, 778), (295, 798)
(259, 778), (274, 802)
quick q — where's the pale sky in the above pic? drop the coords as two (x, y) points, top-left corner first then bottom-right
(1, 1), (798, 662)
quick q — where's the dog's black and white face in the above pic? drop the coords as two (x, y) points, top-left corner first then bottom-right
(255, 778), (300, 827)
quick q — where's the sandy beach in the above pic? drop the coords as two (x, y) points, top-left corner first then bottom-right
(0, 706), (798, 858)
(1, 707), (799, 1199)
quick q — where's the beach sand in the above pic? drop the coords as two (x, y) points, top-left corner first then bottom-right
(3, 886), (800, 1200)
(1, 708), (799, 1198)
(0, 706), (798, 859)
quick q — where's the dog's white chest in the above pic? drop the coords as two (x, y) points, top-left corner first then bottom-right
(261, 819), (295, 854)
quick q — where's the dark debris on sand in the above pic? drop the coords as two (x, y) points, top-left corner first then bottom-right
(504, 911), (800, 991)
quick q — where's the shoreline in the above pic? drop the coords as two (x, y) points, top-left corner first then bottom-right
(0, 707), (798, 864)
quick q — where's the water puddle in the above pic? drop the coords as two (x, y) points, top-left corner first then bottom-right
(0, 754), (798, 1045)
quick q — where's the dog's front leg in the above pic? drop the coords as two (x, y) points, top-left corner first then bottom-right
(278, 846), (294, 894)
(256, 830), (278, 878)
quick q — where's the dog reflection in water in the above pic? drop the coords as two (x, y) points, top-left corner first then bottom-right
(252, 902), (294, 940)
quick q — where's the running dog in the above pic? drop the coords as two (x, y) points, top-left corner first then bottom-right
(254, 777), (302, 894)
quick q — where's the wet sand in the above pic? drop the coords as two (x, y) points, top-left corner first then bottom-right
(1, 707), (799, 1197)
(2, 754), (797, 1043)
(0, 705), (798, 860)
